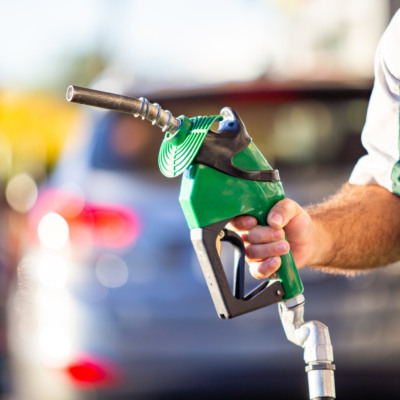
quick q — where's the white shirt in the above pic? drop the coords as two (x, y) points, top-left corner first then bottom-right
(349, 10), (400, 196)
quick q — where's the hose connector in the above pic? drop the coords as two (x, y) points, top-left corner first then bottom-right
(279, 295), (336, 400)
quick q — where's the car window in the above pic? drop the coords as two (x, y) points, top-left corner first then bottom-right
(89, 112), (162, 172)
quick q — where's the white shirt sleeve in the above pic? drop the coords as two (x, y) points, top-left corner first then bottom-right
(349, 10), (400, 196)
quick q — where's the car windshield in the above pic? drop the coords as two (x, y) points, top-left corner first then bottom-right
(89, 111), (163, 172)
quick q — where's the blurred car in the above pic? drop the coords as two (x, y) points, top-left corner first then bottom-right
(6, 84), (400, 400)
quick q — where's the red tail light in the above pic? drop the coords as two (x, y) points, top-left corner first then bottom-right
(68, 361), (107, 383)
(64, 355), (122, 388)
(31, 188), (141, 248)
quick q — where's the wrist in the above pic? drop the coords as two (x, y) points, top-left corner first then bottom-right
(305, 211), (333, 268)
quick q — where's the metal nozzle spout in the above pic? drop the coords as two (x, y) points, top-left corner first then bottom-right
(66, 85), (180, 133)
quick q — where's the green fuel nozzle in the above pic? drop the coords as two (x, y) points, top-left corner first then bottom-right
(66, 85), (303, 317)
(67, 85), (335, 399)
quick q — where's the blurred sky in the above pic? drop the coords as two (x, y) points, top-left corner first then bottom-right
(0, 0), (394, 208)
(0, 0), (391, 92)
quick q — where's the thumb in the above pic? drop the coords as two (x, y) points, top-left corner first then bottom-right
(267, 198), (305, 229)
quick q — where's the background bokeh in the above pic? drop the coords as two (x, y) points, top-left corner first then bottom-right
(0, 0), (393, 182)
(1, 1), (400, 399)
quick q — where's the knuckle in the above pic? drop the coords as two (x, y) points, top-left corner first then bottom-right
(248, 226), (277, 243)
(275, 198), (295, 215)
(245, 244), (258, 259)
(246, 242), (277, 260)
(252, 226), (269, 242)
(275, 240), (289, 255)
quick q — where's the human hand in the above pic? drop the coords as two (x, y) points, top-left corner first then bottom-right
(229, 198), (315, 279)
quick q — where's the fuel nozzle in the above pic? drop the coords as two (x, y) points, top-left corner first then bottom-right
(66, 85), (221, 179)
(66, 85), (181, 133)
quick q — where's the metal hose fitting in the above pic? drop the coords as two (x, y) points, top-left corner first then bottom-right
(279, 295), (336, 400)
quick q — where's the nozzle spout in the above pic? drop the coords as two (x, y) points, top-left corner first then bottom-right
(66, 85), (180, 133)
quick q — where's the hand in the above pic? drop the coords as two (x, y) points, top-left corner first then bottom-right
(229, 198), (315, 280)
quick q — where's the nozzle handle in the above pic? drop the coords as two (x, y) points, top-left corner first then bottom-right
(191, 221), (285, 319)
(66, 85), (180, 133)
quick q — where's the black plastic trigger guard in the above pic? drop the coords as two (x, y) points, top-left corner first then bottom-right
(191, 219), (284, 319)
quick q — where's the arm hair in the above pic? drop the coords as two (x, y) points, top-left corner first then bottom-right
(306, 183), (400, 275)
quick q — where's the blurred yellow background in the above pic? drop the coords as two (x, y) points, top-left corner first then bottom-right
(0, 90), (80, 180)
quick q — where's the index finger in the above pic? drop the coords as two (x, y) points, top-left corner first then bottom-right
(229, 215), (258, 231)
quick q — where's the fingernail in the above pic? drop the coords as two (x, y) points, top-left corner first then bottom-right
(269, 212), (283, 227)
(263, 257), (281, 275)
(250, 258), (281, 280)
(267, 256), (281, 269)
(277, 242), (288, 253)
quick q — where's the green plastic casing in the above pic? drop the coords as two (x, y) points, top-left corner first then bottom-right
(179, 142), (304, 300)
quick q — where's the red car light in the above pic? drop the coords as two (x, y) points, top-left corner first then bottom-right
(64, 355), (122, 388)
(31, 188), (141, 249)
(89, 206), (139, 248)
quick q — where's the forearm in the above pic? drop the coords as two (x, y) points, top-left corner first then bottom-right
(306, 183), (400, 274)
